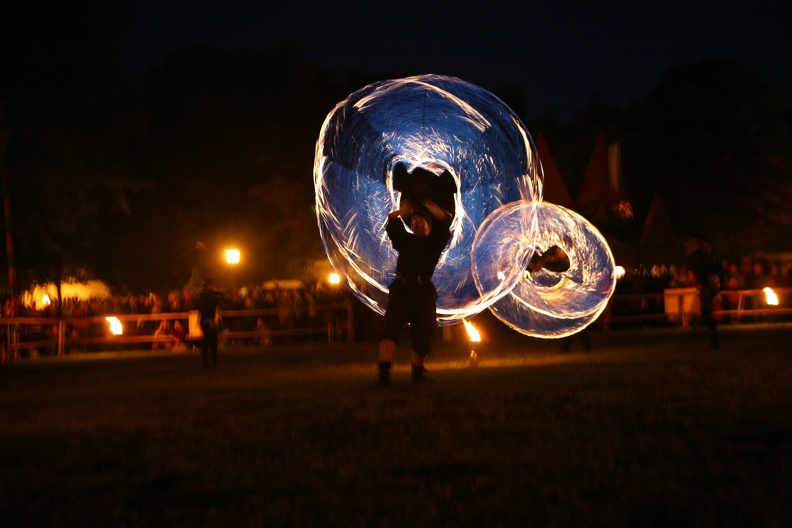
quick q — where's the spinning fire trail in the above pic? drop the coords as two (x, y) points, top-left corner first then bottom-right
(314, 74), (616, 338)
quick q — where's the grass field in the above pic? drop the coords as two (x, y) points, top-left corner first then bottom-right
(2, 323), (792, 527)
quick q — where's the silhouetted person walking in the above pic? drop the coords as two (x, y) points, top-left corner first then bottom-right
(197, 278), (224, 367)
(685, 238), (720, 349)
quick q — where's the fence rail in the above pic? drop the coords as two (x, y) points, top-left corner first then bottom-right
(1, 301), (354, 361)
(602, 287), (792, 329)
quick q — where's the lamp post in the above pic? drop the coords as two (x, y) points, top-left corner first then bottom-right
(225, 248), (240, 291)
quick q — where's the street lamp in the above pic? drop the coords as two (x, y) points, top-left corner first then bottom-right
(225, 248), (240, 265)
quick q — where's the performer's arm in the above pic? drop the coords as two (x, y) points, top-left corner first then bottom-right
(387, 198), (414, 222)
(528, 246), (569, 274)
(422, 198), (452, 222)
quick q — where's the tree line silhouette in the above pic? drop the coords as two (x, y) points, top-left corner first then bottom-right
(2, 0), (790, 296)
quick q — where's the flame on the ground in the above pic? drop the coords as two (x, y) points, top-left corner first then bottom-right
(106, 317), (123, 335)
(463, 319), (481, 343)
(764, 287), (779, 306)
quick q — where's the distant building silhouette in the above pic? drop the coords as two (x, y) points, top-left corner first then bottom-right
(535, 133), (575, 209)
(639, 191), (684, 264)
(576, 131), (628, 213)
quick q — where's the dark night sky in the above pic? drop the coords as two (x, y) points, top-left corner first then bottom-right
(110, 0), (792, 122)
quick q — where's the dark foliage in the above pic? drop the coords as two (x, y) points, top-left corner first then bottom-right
(2, 2), (790, 292)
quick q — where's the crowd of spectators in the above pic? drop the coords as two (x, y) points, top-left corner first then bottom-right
(611, 254), (792, 323)
(616, 255), (792, 293)
(2, 254), (791, 357)
(1, 281), (353, 356)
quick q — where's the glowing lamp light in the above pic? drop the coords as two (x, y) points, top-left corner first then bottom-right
(764, 287), (779, 306)
(106, 317), (123, 336)
(328, 272), (341, 285)
(614, 266), (626, 280)
(225, 249), (241, 265)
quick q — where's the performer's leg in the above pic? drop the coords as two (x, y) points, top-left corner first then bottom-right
(379, 338), (397, 363)
(209, 330), (218, 366)
(410, 286), (437, 383)
(378, 283), (407, 386)
(411, 350), (425, 367)
(199, 323), (210, 367)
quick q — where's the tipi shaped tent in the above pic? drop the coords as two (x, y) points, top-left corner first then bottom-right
(638, 191), (683, 264)
(576, 132), (627, 210)
(184, 267), (205, 291)
(535, 133), (575, 209)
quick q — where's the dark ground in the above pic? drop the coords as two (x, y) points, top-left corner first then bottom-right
(1, 323), (792, 527)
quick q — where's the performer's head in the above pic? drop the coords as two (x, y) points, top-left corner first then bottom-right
(411, 213), (431, 238)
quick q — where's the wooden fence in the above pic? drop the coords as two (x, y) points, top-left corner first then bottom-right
(602, 287), (792, 329)
(1, 301), (354, 361)
(1, 288), (790, 361)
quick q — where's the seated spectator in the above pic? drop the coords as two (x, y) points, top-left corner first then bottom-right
(256, 317), (271, 346)
(171, 320), (188, 351)
(152, 320), (173, 351)
(722, 262), (744, 313)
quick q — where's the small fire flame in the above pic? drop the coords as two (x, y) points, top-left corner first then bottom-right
(764, 287), (779, 306)
(106, 317), (123, 336)
(463, 319), (481, 343)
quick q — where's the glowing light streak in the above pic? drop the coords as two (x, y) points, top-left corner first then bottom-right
(314, 74), (537, 323)
(479, 202), (615, 338)
(314, 74), (615, 339)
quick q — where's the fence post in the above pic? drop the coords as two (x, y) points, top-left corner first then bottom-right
(58, 318), (66, 356)
(678, 292), (688, 329)
(602, 297), (611, 330)
(737, 292), (744, 321)
(11, 323), (19, 360)
(346, 298), (354, 343)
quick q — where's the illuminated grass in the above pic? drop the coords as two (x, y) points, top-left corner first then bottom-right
(1, 325), (791, 527)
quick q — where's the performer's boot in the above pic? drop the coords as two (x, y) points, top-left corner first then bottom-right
(411, 363), (432, 384)
(377, 361), (391, 387)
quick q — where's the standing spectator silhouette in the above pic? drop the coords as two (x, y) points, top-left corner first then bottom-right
(197, 278), (224, 367)
(685, 239), (720, 349)
(720, 261), (744, 322)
